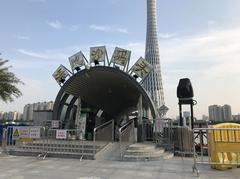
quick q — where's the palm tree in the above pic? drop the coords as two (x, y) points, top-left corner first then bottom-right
(0, 55), (23, 102)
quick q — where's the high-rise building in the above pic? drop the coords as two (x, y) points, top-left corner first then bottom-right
(233, 114), (240, 121)
(208, 104), (232, 122)
(222, 104), (232, 121)
(23, 101), (54, 121)
(208, 105), (223, 122)
(142, 0), (165, 111)
(23, 104), (30, 121)
(0, 112), (4, 120)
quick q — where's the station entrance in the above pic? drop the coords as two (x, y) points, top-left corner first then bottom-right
(52, 66), (158, 142)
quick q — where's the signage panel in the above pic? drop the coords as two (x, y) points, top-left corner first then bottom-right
(90, 46), (106, 63)
(56, 130), (67, 139)
(111, 47), (131, 66)
(131, 57), (153, 79)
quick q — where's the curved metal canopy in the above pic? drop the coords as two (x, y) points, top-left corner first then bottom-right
(53, 66), (157, 123)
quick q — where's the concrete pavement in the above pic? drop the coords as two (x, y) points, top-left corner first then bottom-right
(0, 155), (240, 179)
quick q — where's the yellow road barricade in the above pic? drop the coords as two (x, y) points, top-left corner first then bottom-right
(193, 123), (240, 176)
(210, 123), (240, 170)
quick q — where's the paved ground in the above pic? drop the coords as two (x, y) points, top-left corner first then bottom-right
(0, 154), (240, 179)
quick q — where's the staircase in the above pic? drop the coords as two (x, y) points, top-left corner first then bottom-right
(7, 140), (108, 160)
(122, 142), (173, 161)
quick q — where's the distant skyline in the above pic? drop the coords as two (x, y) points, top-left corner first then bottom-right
(1, 0), (240, 118)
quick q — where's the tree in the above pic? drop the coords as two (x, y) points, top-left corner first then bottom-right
(0, 55), (23, 102)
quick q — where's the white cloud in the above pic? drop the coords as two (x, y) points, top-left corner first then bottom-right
(157, 26), (240, 117)
(15, 35), (30, 40)
(89, 24), (129, 34)
(46, 20), (63, 29)
(207, 20), (216, 26)
(70, 25), (79, 31)
(160, 26), (240, 79)
(116, 28), (129, 34)
(159, 33), (177, 39)
(89, 25), (111, 32)
(17, 49), (68, 60)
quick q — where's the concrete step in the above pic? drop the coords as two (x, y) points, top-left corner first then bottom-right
(123, 142), (173, 162)
(123, 152), (174, 161)
(8, 150), (94, 160)
(124, 148), (165, 155)
(127, 143), (156, 151)
(6, 141), (108, 160)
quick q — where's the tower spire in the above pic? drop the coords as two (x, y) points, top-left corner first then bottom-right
(143, 0), (165, 113)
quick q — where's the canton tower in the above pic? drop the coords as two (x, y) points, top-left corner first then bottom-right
(142, 0), (165, 113)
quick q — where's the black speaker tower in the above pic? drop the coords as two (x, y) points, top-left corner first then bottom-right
(177, 78), (196, 129)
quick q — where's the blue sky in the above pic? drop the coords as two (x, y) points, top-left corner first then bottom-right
(1, 0), (240, 118)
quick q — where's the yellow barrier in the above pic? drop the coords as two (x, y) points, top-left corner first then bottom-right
(210, 123), (240, 170)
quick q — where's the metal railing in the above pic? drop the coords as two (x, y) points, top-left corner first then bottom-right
(155, 119), (174, 150)
(45, 129), (85, 159)
(119, 119), (135, 159)
(192, 128), (240, 177)
(2, 127), (89, 160)
(3, 126), (46, 155)
(93, 119), (114, 158)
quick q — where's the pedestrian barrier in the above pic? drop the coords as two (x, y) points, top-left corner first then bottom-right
(45, 129), (86, 159)
(154, 119), (175, 151)
(3, 126), (46, 155)
(193, 123), (240, 176)
(2, 126), (111, 160)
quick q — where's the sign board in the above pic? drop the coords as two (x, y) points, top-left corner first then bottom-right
(29, 127), (41, 139)
(56, 130), (67, 139)
(12, 127), (20, 140)
(90, 46), (106, 63)
(154, 119), (164, 133)
(79, 113), (87, 140)
(131, 57), (153, 79)
(20, 138), (33, 142)
(52, 65), (69, 83)
(111, 47), (131, 66)
(51, 120), (60, 129)
(69, 51), (85, 71)
(19, 127), (30, 138)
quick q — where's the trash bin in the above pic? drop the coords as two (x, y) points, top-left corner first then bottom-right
(210, 123), (240, 170)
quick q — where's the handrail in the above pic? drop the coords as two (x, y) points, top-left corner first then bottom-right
(119, 119), (135, 134)
(119, 119), (135, 159)
(94, 119), (114, 133)
(93, 119), (114, 158)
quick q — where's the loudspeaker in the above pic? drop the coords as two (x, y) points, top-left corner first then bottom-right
(177, 78), (194, 99)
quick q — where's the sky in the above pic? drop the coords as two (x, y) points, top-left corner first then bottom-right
(1, 0), (240, 118)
